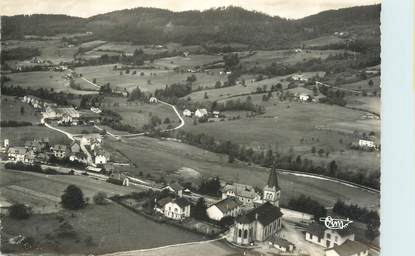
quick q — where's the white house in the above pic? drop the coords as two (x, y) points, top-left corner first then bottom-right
(291, 74), (308, 82)
(358, 139), (375, 148)
(299, 94), (310, 102)
(52, 144), (68, 159)
(305, 223), (355, 248)
(149, 97), (158, 104)
(7, 147), (28, 162)
(194, 108), (208, 118)
(212, 111), (220, 118)
(207, 197), (242, 221)
(325, 240), (369, 256)
(95, 151), (110, 165)
(183, 109), (192, 117)
(156, 197), (191, 220)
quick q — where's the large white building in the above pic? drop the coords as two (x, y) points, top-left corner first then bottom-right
(156, 197), (191, 220)
(305, 223), (355, 248)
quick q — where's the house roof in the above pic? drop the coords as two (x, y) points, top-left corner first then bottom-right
(326, 240), (368, 256)
(222, 183), (258, 199)
(53, 144), (68, 151)
(157, 197), (173, 208)
(8, 147), (27, 155)
(306, 222), (354, 238)
(306, 223), (326, 238)
(196, 108), (208, 115)
(236, 202), (282, 226)
(159, 197), (191, 208)
(163, 183), (183, 192)
(211, 197), (242, 213)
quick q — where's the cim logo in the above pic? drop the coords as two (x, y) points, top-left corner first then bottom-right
(319, 216), (353, 230)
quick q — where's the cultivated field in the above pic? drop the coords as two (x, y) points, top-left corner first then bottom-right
(346, 96), (381, 115)
(302, 35), (346, 48)
(153, 55), (221, 69)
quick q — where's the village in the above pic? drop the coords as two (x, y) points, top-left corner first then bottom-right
(0, 3), (382, 256)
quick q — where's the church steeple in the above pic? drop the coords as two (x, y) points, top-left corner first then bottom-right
(267, 165), (279, 189)
(263, 165), (281, 207)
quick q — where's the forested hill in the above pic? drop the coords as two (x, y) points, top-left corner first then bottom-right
(1, 4), (380, 48)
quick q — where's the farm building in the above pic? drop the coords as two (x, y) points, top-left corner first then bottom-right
(94, 150), (110, 165)
(358, 139), (376, 148)
(149, 97), (158, 104)
(305, 223), (355, 248)
(183, 109), (192, 117)
(291, 74), (308, 82)
(270, 237), (295, 252)
(299, 94), (310, 102)
(227, 202), (283, 245)
(207, 197), (242, 221)
(70, 142), (81, 153)
(221, 183), (260, 207)
(52, 144), (68, 159)
(155, 197), (191, 220)
(109, 170), (130, 186)
(7, 147), (29, 162)
(161, 183), (184, 197)
(195, 108), (208, 118)
(43, 106), (80, 120)
(325, 240), (369, 256)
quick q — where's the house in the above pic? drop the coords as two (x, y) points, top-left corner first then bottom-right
(358, 139), (376, 148)
(212, 111), (220, 118)
(291, 74), (308, 82)
(162, 183), (184, 197)
(227, 202), (283, 245)
(94, 150), (110, 165)
(221, 183), (261, 207)
(7, 147), (28, 162)
(70, 142), (81, 153)
(207, 197), (242, 221)
(23, 152), (35, 164)
(305, 223), (355, 248)
(194, 108), (208, 118)
(299, 94), (310, 102)
(109, 170), (129, 186)
(325, 240), (369, 256)
(157, 197), (191, 220)
(149, 97), (158, 104)
(52, 144), (68, 159)
(271, 237), (295, 252)
(183, 109), (192, 117)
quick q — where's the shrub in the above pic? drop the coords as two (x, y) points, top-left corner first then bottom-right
(61, 185), (85, 210)
(9, 204), (31, 219)
(93, 192), (108, 205)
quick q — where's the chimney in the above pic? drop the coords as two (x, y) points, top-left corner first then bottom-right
(255, 213), (258, 220)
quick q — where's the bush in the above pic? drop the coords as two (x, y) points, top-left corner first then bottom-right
(9, 204), (31, 219)
(93, 192), (108, 205)
(61, 185), (85, 210)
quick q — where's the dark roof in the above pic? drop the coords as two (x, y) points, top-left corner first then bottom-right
(236, 202), (282, 226)
(272, 237), (294, 248)
(156, 196), (173, 208)
(173, 197), (191, 208)
(306, 223), (326, 238)
(326, 240), (368, 256)
(212, 197), (242, 213)
(306, 222), (354, 238)
(267, 166), (279, 189)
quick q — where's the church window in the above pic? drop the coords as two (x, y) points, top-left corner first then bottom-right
(238, 229), (242, 237)
(243, 230), (248, 239)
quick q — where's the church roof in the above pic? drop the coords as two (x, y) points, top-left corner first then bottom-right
(236, 202), (282, 226)
(267, 166), (279, 189)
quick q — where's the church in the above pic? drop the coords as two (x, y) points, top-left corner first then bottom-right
(227, 166), (283, 245)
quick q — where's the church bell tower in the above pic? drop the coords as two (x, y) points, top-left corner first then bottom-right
(263, 165), (281, 207)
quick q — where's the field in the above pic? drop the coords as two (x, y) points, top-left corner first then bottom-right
(0, 126), (70, 146)
(100, 97), (181, 131)
(240, 49), (353, 68)
(336, 76), (380, 94)
(153, 55), (221, 69)
(346, 96), (381, 115)
(1, 96), (42, 123)
(4, 71), (98, 95)
(302, 35), (346, 48)
(74, 64), (227, 93)
(3, 39), (78, 65)
(185, 71), (325, 102)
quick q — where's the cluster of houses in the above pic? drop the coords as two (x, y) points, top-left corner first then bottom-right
(5, 138), (82, 165)
(22, 95), (57, 111)
(42, 106), (80, 125)
(182, 108), (222, 119)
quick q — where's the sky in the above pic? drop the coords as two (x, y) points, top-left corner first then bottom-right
(0, 0), (381, 19)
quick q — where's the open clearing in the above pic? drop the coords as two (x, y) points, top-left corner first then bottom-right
(346, 96), (380, 115)
(104, 136), (379, 210)
(4, 71), (97, 95)
(1, 96), (42, 123)
(0, 126), (70, 146)
(74, 64), (227, 93)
